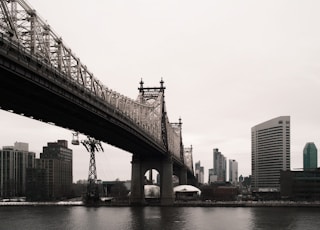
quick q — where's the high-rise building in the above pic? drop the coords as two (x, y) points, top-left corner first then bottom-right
(26, 160), (48, 201)
(303, 142), (317, 170)
(0, 142), (35, 197)
(195, 161), (204, 184)
(200, 166), (204, 183)
(208, 168), (215, 184)
(38, 140), (73, 199)
(213, 148), (226, 182)
(251, 116), (290, 191)
(229, 159), (238, 184)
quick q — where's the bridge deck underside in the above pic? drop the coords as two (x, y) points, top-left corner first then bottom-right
(0, 38), (193, 178)
(0, 53), (164, 157)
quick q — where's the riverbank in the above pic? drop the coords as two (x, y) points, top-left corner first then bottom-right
(173, 200), (320, 207)
(2, 200), (320, 207)
(0, 201), (83, 206)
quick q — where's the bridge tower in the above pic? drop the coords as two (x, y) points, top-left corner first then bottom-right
(138, 78), (168, 150)
(130, 79), (174, 206)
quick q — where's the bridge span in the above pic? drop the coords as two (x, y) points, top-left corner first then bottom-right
(0, 0), (195, 205)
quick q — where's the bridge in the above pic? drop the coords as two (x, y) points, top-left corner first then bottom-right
(0, 0), (195, 205)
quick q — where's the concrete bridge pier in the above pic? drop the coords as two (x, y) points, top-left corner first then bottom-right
(130, 154), (145, 205)
(130, 154), (174, 206)
(159, 156), (174, 206)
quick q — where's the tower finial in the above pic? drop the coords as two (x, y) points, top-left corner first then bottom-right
(160, 78), (164, 88)
(139, 78), (144, 92)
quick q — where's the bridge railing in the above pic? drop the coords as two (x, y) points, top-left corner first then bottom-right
(166, 120), (182, 161)
(0, 30), (163, 146)
(0, 0), (166, 146)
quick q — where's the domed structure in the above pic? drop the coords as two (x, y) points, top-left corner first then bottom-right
(174, 185), (201, 194)
(173, 185), (201, 201)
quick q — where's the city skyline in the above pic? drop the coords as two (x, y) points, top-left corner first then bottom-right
(1, 0), (320, 182)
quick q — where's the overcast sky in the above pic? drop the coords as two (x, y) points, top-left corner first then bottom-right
(1, 0), (320, 182)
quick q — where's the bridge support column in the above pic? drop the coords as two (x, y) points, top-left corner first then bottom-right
(130, 154), (145, 205)
(179, 167), (188, 185)
(160, 157), (174, 205)
(130, 154), (174, 206)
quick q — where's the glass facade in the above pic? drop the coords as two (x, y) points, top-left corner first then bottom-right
(281, 170), (320, 200)
(303, 142), (317, 170)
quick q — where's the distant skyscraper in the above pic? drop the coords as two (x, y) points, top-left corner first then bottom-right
(0, 142), (35, 197)
(195, 161), (200, 182)
(208, 168), (215, 184)
(213, 148), (226, 182)
(195, 161), (204, 184)
(303, 142), (317, 170)
(229, 159), (238, 184)
(251, 116), (290, 191)
(200, 166), (204, 184)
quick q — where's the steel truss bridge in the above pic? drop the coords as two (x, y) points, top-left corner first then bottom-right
(0, 0), (195, 204)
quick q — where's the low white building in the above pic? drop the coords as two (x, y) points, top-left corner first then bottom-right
(173, 185), (201, 201)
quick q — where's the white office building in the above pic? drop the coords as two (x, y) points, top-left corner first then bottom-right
(251, 116), (290, 191)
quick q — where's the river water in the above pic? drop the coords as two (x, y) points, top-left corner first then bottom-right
(1, 206), (320, 230)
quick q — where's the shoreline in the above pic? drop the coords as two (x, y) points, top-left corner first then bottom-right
(173, 201), (320, 207)
(1, 200), (320, 207)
